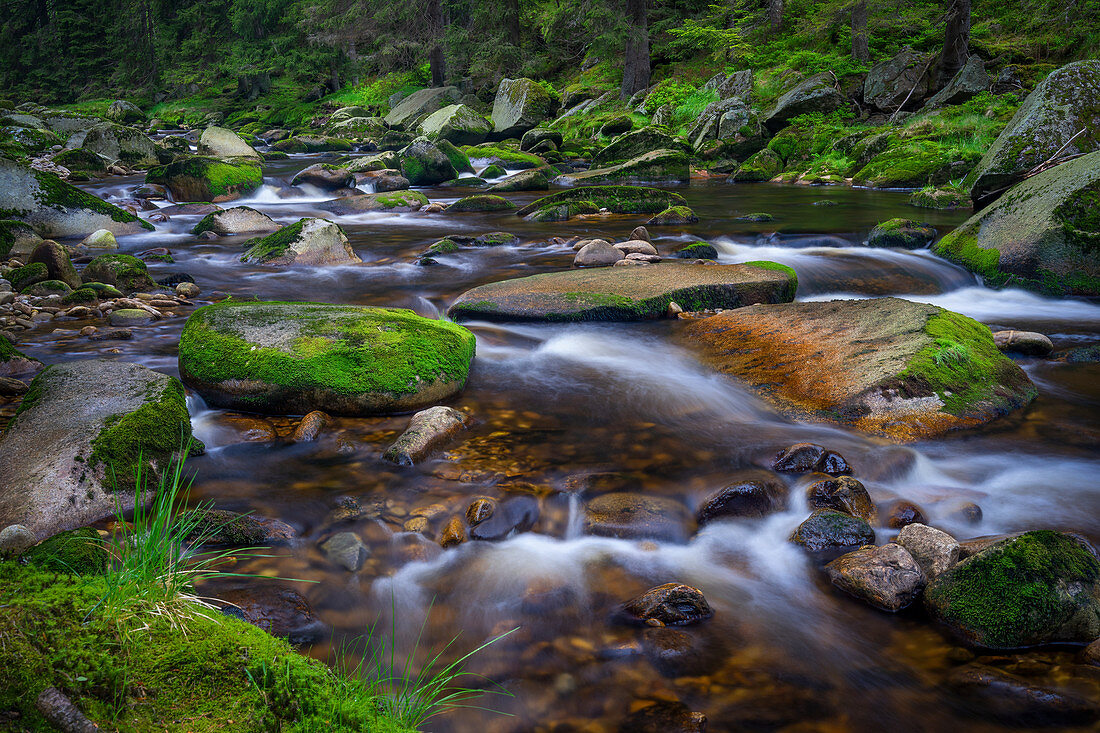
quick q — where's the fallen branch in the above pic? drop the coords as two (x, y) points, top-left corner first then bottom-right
(34, 688), (99, 733)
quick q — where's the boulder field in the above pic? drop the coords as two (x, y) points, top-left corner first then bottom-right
(684, 297), (1036, 439)
(178, 300), (476, 415)
(448, 261), (798, 322)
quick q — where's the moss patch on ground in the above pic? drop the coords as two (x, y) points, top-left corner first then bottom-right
(925, 530), (1100, 648)
(0, 562), (409, 732)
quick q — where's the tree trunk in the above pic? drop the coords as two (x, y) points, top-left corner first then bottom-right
(851, 0), (869, 62)
(939, 0), (971, 86)
(504, 0), (521, 47)
(428, 0), (447, 86)
(768, 0), (784, 32)
(619, 0), (650, 100)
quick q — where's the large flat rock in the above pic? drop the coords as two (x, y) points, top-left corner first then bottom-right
(178, 301), (476, 415)
(447, 262), (798, 322)
(684, 297), (1036, 439)
(0, 360), (193, 540)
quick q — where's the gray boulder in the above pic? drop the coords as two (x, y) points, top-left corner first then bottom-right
(925, 55), (990, 109)
(399, 136), (458, 185)
(105, 100), (143, 124)
(290, 163), (354, 190)
(240, 218), (361, 266)
(198, 126), (260, 160)
(763, 73), (846, 133)
(702, 70), (753, 101)
(384, 86), (462, 130)
(934, 150), (1100, 295)
(320, 532), (368, 572)
(383, 406), (470, 465)
(491, 78), (556, 138)
(863, 48), (935, 112)
(328, 116), (387, 139)
(417, 104), (492, 146)
(966, 60), (1100, 200)
(191, 206), (279, 236)
(574, 240), (625, 267)
(74, 122), (158, 167)
(826, 543), (926, 611)
(896, 523), (960, 580)
(594, 126), (683, 166)
(0, 360), (193, 540)
(0, 158), (151, 237)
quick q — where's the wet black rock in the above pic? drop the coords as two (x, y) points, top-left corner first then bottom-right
(696, 469), (788, 523)
(618, 701), (707, 733)
(619, 583), (713, 626)
(884, 499), (927, 528)
(947, 664), (1100, 726)
(805, 475), (876, 523)
(790, 509), (875, 557)
(214, 585), (326, 644)
(772, 443), (852, 476)
(469, 495), (538, 541)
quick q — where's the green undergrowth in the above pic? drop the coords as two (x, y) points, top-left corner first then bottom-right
(0, 562), (410, 732)
(900, 308), (1035, 415)
(925, 530), (1100, 648)
(178, 302), (476, 399)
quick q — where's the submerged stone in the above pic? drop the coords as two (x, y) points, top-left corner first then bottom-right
(619, 583), (714, 626)
(686, 297), (1036, 439)
(178, 300), (476, 416)
(448, 261), (797, 323)
(584, 492), (693, 542)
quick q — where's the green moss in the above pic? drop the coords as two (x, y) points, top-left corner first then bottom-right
(733, 148), (783, 181)
(88, 378), (192, 489)
(448, 194), (516, 212)
(933, 228), (1004, 284)
(517, 185), (686, 218)
(61, 287), (99, 304)
(31, 167), (151, 229)
(178, 301), (476, 401)
(481, 164), (506, 178)
(743, 260), (798, 298)
(145, 156), (262, 201)
(436, 138), (473, 173)
(22, 278), (71, 296)
(428, 238), (460, 254)
(0, 562), (409, 732)
(462, 145), (544, 169)
(22, 528), (106, 575)
(84, 282), (124, 298)
(0, 219), (33, 257)
(9, 261), (48, 290)
(241, 219), (306, 262)
(926, 531), (1100, 648)
(52, 148), (107, 174)
(82, 253), (156, 293)
(852, 140), (973, 188)
(901, 308), (1036, 416)
(674, 242), (718, 259)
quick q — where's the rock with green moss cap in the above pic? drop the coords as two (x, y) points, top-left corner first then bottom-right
(0, 359), (193, 539)
(672, 241), (718, 259)
(867, 219), (937, 249)
(145, 155), (262, 203)
(520, 128), (562, 151)
(426, 232), (519, 255)
(909, 186), (970, 209)
(790, 509), (876, 557)
(52, 147), (108, 177)
(22, 527), (107, 574)
(447, 194), (516, 213)
(0, 219), (43, 259)
(191, 205), (279, 236)
(732, 148), (783, 182)
(271, 135), (353, 153)
(685, 297), (1036, 440)
(435, 138), (474, 174)
(22, 279), (71, 297)
(84, 282), (124, 299)
(487, 167), (549, 192)
(317, 190), (428, 215)
(399, 137), (458, 185)
(384, 86), (462, 130)
(0, 158), (152, 237)
(67, 122), (157, 167)
(81, 253), (158, 293)
(80, 228), (117, 248)
(291, 163), (354, 190)
(852, 140), (962, 188)
(593, 127), (686, 166)
(241, 218), (360, 266)
(648, 206), (699, 226)
(448, 261), (796, 322)
(926, 530), (1100, 648)
(417, 104), (492, 146)
(491, 78), (556, 138)
(105, 99), (143, 124)
(61, 287), (97, 304)
(343, 151), (402, 173)
(516, 185), (687, 219)
(554, 149), (690, 185)
(934, 151), (1100, 296)
(966, 60), (1100, 201)
(0, 334), (43, 379)
(463, 144), (544, 170)
(178, 301), (476, 416)
(8, 261), (48, 291)
(198, 126), (260, 160)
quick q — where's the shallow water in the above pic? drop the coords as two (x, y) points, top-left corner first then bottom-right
(19, 155), (1100, 731)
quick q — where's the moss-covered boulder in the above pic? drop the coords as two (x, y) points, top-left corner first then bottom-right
(648, 206), (700, 226)
(935, 151), (1100, 295)
(271, 135), (353, 153)
(417, 104), (492, 146)
(240, 218), (361, 266)
(399, 136), (457, 186)
(516, 185), (687, 220)
(672, 241), (718, 259)
(790, 509), (876, 557)
(22, 278), (71, 296)
(685, 297), (1036, 440)
(329, 115), (387, 139)
(28, 240), (82, 289)
(0, 360), (193, 539)
(593, 127), (685, 166)
(290, 163), (355, 190)
(909, 186), (970, 210)
(384, 86), (462, 130)
(145, 155), (262, 203)
(763, 73), (847, 134)
(0, 219), (43, 258)
(81, 253), (158, 293)
(486, 167), (550, 192)
(863, 48), (935, 112)
(343, 151), (401, 173)
(426, 232), (519, 255)
(867, 219), (937, 249)
(316, 190), (428, 216)
(447, 194), (516, 213)
(8, 261), (48, 291)
(22, 527), (107, 574)
(554, 149), (690, 185)
(75, 122), (157, 167)
(197, 126), (260, 160)
(435, 138), (474, 174)
(966, 60), (1100, 200)
(852, 140), (965, 189)
(0, 158), (151, 237)
(732, 148), (783, 182)
(463, 144), (544, 170)
(448, 261), (797, 322)
(0, 334), (43, 379)
(178, 301), (475, 415)
(191, 205), (278, 236)
(105, 99), (143, 124)
(925, 531), (1100, 648)
(491, 78), (556, 138)
(52, 147), (108, 177)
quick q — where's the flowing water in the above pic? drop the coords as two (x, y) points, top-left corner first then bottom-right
(17, 153), (1100, 731)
